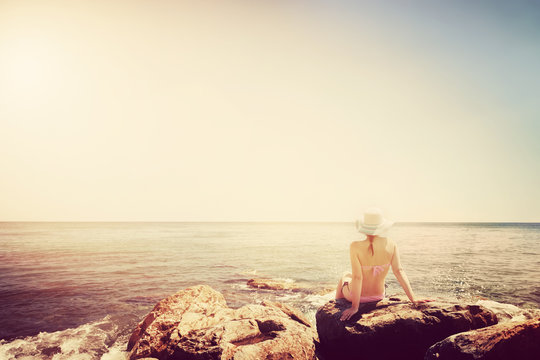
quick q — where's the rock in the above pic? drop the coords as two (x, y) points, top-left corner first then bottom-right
(127, 285), (317, 360)
(247, 278), (309, 291)
(315, 295), (497, 360)
(246, 278), (334, 297)
(314, 287), (335, 296)
(425, 316), (540, 360)
(474, 299), (540, 323)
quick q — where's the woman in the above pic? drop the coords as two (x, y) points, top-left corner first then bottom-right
(336, 208), (432, 321)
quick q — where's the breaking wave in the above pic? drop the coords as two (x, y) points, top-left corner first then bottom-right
(0, 315), (131, 360)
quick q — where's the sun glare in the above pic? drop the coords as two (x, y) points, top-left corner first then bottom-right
(1, 36), (63, 98)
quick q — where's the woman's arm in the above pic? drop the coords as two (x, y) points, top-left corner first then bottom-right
(390, 244), (416, 302)
(340, 242), (363, 321)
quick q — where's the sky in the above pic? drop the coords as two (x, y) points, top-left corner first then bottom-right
(1, 0), (539, 222)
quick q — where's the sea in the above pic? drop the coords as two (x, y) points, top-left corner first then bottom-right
(1, 222), (539, 359)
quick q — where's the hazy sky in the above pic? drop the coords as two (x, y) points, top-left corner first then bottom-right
(1, 0), (539, 222)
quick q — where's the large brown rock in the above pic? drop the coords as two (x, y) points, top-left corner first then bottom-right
(315, 295), (497, 360)
(425, 317), (540, 360)
(127, 285), (317, 360)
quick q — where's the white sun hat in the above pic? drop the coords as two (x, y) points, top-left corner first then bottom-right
(355, 208), (394, 235)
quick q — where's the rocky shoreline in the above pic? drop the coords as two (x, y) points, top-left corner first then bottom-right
(127, 284), (540, 360)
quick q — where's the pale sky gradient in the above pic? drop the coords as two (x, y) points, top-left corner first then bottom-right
(1, 0), (539, 222)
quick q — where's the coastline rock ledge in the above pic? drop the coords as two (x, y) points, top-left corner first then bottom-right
(315, 296), (498, 360)
(127, 285), (317, 360)
(425, 316), (540, 360)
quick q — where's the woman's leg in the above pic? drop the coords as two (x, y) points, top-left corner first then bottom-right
(335, 272), (352, 299)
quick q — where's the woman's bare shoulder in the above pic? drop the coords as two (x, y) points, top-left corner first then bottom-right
(379, 237), (395, 250)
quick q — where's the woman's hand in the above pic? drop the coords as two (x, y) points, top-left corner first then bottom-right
(340, 306), (358, 321)
(413, 298), (435, 306)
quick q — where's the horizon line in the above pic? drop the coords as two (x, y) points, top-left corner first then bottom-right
(0, 220), (539, 224)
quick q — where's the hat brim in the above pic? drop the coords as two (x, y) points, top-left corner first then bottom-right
(356, 219), (394, 235)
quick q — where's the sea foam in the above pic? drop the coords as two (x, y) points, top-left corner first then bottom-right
(0, 316), (128, 360)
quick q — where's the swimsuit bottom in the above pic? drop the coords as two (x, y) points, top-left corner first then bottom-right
(359, 293), (384, 303)
(342, 281), (385, 303)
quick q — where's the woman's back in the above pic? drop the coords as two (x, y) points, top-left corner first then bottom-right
(352, 236), (395, 296)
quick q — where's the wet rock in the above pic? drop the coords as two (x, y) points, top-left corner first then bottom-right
(425, 316), (540, 360)
(315, 295), (497, 360)
(474, 299), (540, 323)
(246, 278), (334, 297)
(127, 285), (317, 360)
(247, 278), (309, 291)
